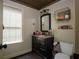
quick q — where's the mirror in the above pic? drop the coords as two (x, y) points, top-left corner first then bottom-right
(40, 13), (51, 32)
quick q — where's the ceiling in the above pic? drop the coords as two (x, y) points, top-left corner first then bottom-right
(11, 0), (60, 10)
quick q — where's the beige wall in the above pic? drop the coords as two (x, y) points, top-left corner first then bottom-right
(39, 0), (79, 54)
(40, 0), (75, 51)
(75, 0), (79, 54)
(1, 0), (79, 58)
(3, 0), (39, 58)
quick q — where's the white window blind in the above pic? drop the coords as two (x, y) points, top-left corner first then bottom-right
(3, 6), (22, 44)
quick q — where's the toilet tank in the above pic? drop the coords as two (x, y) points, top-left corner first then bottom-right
(60, 42), (73, 56)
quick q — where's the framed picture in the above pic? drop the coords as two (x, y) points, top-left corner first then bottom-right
(54, 7), (71, 21)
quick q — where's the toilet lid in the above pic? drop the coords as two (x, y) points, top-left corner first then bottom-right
(55, 53), (70, 59)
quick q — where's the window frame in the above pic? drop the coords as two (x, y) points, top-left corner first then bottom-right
(3, 5), (23, 44)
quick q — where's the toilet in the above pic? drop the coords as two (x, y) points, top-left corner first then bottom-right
(55, 42), (73, 59)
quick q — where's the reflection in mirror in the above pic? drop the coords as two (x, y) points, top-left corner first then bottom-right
(40, 13), (51, 32)
(42, 15), (49, 30)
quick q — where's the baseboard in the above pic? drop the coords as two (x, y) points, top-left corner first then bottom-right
(74, 53), (79, 59)
(4, 49), (32, 59)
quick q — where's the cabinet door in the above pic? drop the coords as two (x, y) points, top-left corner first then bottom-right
(0, 0), (4, 59)
(39, 38), (46, 49)
(32, 36), (39, 49)
(46, 37), (54, 50)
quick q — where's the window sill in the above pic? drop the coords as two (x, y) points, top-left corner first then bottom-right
(3, 40), (23, 45)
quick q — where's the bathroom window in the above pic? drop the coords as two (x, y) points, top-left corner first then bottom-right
(3, 5), (22, 44)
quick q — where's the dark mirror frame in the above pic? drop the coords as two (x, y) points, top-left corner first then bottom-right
(40, 13), (51, 32)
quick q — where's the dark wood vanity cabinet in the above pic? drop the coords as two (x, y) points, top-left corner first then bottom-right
(32, 35), (54, 59)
